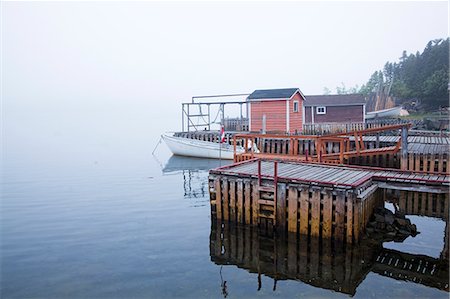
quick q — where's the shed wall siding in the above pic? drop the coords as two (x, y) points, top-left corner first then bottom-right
(289, 93), (303, 133)
(304, 105), (364, 123)
(250, 100), (287, 132)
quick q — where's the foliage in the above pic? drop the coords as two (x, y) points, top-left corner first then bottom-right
(324, 38), (449, 110)
(361, 38), (449, 110)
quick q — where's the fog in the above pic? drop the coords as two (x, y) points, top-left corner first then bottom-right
(2, 1), (448, 163)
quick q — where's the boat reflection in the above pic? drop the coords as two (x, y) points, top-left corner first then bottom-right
(210, 222), (449, 297)
(162, 156), (231, 199)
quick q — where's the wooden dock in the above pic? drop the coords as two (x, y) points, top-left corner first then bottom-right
(209, 159), (449, 244)
(175, 125), (449, 173)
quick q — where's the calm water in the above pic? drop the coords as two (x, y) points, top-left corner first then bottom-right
(1, 133), (448, 298)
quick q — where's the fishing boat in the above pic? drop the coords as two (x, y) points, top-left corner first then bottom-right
(365, 106), (403, 119)
(162, 134), (258, 160)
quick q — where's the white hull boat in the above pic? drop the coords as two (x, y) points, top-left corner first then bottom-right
(162, 134), (248, 160)
(365, 106), (402, 119)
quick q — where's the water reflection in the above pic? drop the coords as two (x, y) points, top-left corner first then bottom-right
(210, 223), (449, 297)
(162, 156), (230, 199)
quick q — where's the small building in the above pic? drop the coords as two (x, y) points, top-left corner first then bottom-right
(304, 94), (366, 124)
(247, 88), (306, 134)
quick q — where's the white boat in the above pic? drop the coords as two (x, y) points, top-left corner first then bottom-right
(162, 134), (258, 160)
(365, 106), (403, 119)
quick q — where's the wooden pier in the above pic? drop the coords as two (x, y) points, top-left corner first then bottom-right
(176, 125), (449, 173)
(209, 159), (450, 244)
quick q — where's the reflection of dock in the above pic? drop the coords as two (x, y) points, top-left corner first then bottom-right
(210, 224), (449, 296)
(163, 156), (230, 199)
(373, 248), (449, 291)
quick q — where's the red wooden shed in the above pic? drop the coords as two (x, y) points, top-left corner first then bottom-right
(247, 88), (306, 134)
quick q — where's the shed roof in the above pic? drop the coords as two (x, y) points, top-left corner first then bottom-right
(247, 88), (301, 100)
(304, 94), (366, 107)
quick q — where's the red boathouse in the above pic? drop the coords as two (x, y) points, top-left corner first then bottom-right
(247, 88), (306, 134)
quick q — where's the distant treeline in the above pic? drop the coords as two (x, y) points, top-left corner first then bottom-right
(326, 38), (449, 110)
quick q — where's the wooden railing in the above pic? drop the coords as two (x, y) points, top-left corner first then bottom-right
(233, 124), (412, 168)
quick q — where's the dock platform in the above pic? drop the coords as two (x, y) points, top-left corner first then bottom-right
(209, 159), (449, 244)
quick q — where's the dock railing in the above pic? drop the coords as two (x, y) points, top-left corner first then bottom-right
(233, 123), (413, 169)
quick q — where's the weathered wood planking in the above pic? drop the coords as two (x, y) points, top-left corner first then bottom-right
(210, 159), (449, 244)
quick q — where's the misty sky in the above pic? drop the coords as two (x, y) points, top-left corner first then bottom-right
(2, 1), (449, 158)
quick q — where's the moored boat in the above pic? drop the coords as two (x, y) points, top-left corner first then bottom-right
(162, 134), (253, 159)
(365, 106), (402, 119)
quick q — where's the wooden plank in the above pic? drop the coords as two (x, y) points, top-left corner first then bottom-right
(222, 178), (229, 221)
(430, 154), (436, 173)
(309, 237), (320, 277)
(215, 178), (222, 220)
(299, 189), (309, 236)
(353, 200), (360, 243)
(335, 192), (345, 242)
(288, 186), (298, 233)
(438, 153), (444, 173)
(244, 181), (251, 224)
(310, 191), (321, 237)
(229, 180), (236, 223)
(423, 153), (429, 173)
(321, 237), (332, 283)
(346, 194), (353, 244)
(276, 183), (287, 231)
(408, 153), (414, 171)
(322, 190), (333, 239)
(415, 153), (422, 171)
(252, 181), (259, 226)
(237, 180), (244, 223)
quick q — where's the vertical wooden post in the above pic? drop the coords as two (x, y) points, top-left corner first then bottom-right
(299, 189), (309, 236)
(237, 180), (244, 223)
(322, 190), (333, 239)
(233, 135), (237, 162)
(273, 161), (278, 226)
(244, 180), (251, 224)
(222, 178), (229, 221)
(182, 103), (185, 132)
(215, 178), (222, 220)
(346, 194), (353, 244)
(257, 159), (262, 186)
(310, 191), (321, 237)
(229, 180), (236, 223)
(354, 132), (360, 154)
(401, 125), (408, 170)
(252, 181), (259, 226)
(288, 186), (298, 233)
(335, 192), (345, 243)
(276, 183), (287, 231)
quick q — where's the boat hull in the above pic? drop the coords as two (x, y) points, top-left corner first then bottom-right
(365, 106), (402, 119)
(162, 134), (242, 160)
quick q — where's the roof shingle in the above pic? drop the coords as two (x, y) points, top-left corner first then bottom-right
(304, 94), (366, 106)
(247, 88), (299, 100)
